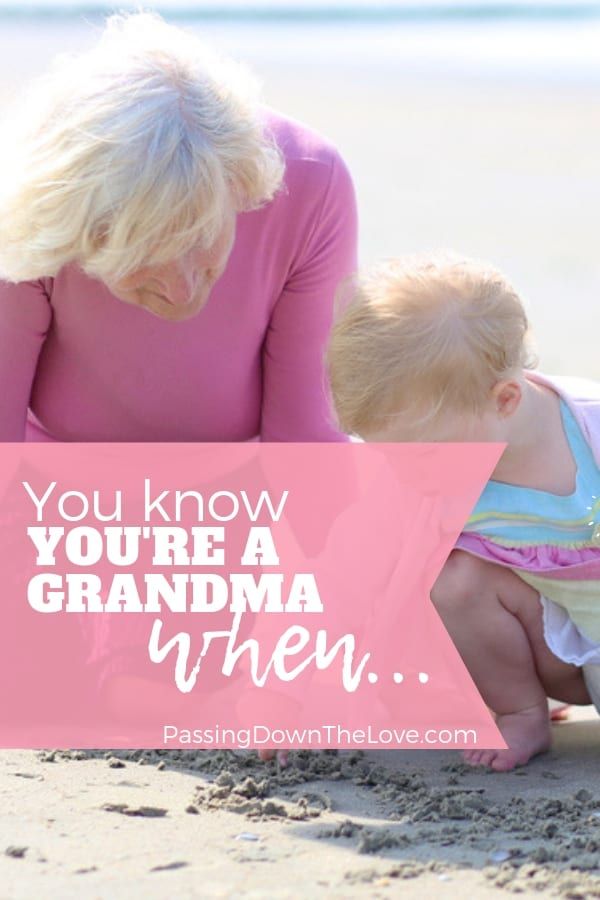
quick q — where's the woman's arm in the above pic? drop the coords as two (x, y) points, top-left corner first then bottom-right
(0, 278), (52, 440)
(260, 149), (358, 442)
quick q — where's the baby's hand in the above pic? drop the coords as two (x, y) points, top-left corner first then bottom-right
(258, 749), (289, 767)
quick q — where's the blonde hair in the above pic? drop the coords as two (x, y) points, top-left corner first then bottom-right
(327, 254), (536, 436)
(0, 11), (285, 283)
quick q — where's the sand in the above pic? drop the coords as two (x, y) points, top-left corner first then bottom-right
(0, 707), (598, 899)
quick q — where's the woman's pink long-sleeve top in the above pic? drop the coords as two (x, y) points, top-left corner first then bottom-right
(0, 108), (358, 443)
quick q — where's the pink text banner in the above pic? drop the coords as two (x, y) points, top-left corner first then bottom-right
(0, 442), (504, 751)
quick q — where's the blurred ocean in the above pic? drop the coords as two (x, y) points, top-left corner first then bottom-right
(0, 2), (598, 84)
(0, 0), (599, 16)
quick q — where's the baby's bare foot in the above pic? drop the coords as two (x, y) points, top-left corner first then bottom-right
(549, 703), (570, 722)
(462, 703), (551, 772)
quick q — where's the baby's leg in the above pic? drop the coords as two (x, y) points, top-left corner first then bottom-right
(431, 551), (590, 771)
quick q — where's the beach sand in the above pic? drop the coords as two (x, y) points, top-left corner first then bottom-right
(0, 708), (599, 899)
(1, 16), (599, 899)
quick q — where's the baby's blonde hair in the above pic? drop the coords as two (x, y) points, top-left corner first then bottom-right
(0, 11), (285, 284)
(327, 254), (536, 436)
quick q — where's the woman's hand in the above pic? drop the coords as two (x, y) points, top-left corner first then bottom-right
(258, 749), (289, 767)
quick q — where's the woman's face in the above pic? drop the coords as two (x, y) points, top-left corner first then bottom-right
(108, 210), (237, 322)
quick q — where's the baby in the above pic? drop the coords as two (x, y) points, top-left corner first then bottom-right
(327, 254), (600, 771)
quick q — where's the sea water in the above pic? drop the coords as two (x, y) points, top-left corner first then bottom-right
(0, 1), (599, 85)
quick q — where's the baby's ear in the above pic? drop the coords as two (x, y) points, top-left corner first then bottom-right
(493, 379), (522, 418)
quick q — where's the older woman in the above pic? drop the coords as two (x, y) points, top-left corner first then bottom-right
(0, 12), (357, 444)
(0, 14), (357, 762)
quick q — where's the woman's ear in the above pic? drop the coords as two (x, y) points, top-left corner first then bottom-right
(492, 379), (522, 419)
